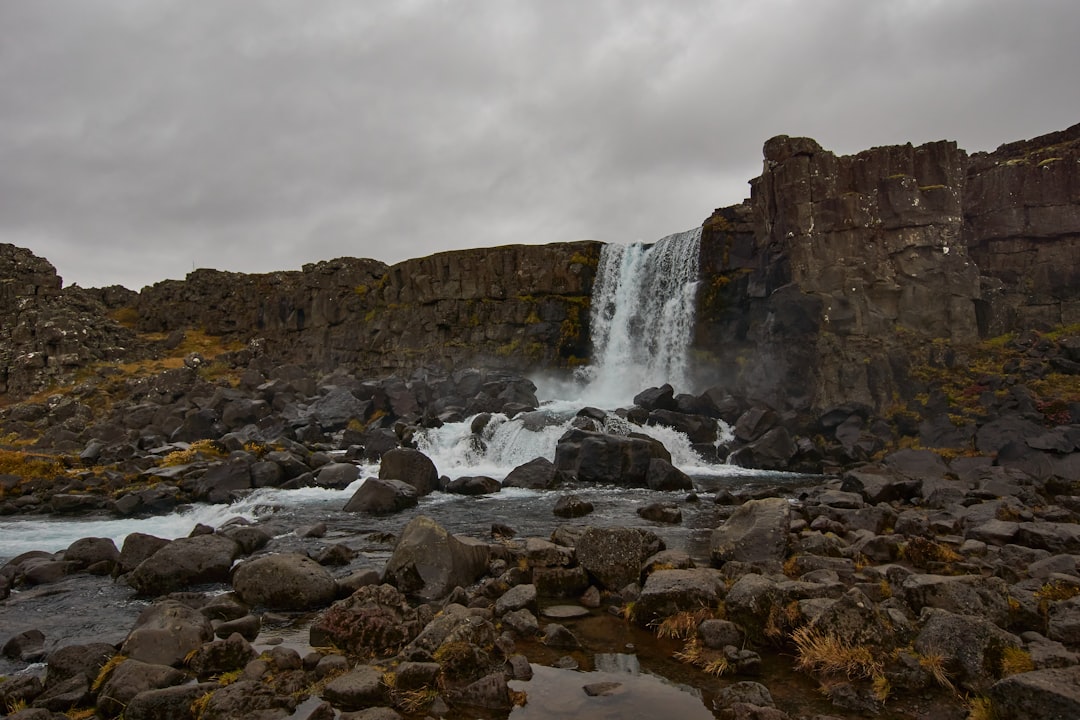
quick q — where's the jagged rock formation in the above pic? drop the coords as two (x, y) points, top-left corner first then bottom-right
(136, 242), (600, 377)
(0, 244), (140, 398)
(696, 123), (1080, 412)
(0, 125), (1077, 413)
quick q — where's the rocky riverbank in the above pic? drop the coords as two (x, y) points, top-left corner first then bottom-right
(3, 426), (1080, 718)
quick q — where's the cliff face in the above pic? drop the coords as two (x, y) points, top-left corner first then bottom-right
(0, 244), (140, 398)
(1, 126), (1077, 411)
(135, 242), (600, 377)
(695, 123), (1080, 413)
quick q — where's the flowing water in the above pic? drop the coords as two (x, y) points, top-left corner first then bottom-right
(0, 228), (842, 716)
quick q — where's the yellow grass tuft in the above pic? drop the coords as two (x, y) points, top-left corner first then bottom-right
(792, 626), (882, 680)
(91, 654), (127, 692)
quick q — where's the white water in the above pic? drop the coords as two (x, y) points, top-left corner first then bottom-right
(0, 226), (778, 562)
(578, 227), (702, 407)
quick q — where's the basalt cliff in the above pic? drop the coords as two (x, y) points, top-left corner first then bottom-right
(2, 124), (1078, 416)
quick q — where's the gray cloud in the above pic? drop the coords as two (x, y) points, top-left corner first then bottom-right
(1, 0), (1078, 289)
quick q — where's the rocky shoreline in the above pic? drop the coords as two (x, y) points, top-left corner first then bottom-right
(2, 371), (1079, 718)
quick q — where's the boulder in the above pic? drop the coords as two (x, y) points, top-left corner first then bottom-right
(729, 427), (797, 471)
(710, 497), (791, 570)
(637, 503), (682, 524)
(309, 584), (426, 657)
(198, 679), (296, 720)
(902, 573), (1011, 627)
(121, 600), (215, 667)
(342, 478), (418, 514)
(553, 494), (593, 518)
(575, 527), (645, 592)
(232, 553), (338, 610)
(378, 448), (439, 495)
(95, 659), (186, 718)
(123, 682), (219, 720)
(502, 457), (568, 489)
(442, 475), (501, 495)
(194, 458), (252, 504)
(127, 534), (240, 595)
(913, 608), (1021, 692)
(62, 537), (119, 572)
(634, 568), (725, 626)
(554, 428), (667, 486)
(988, 666), (1080, 720)
(382, 516), (490, 601)
(315, 462), (360, 489)
(645, 458), (693, 491)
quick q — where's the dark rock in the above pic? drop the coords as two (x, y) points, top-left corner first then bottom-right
(633, 384), (677, 411)
(913, 608), (1021, 692)
(645, 458), (693, 491)
(315, 462), (360, 489)
(233, 553), (338, 610)
(382, 516), (489, 601)
(502, 457), (568, 489)
(988, 666), (1080, 720)
(553, 494), (594, 518)
(127, 534), (240, 595)
(554, 428), (668, 486)
(121, 600), (214, 667)
(637, 503), (682, 524)
(575, 527), (645, 592)
(635, 569), (725, 626)
(443, 475), (501, 495)
(123, 682), (219, 720)
(342, 478), (418, 514)
(711, 497), (791, 570)
(378, 448), (439, 495)
(62, 537), (119, 572)
(309, 584), (425, 658)
(117, 532), (170, 574)
(542, 623), (581, 649)
(729, 427), (797, 471)
(3, 628), (45, 662)
(195, 458), (252, 504)
(95, 659), (186, 718)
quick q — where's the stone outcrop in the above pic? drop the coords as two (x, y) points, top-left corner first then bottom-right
(1, 125), (1077, 417)
(695, 122), (1080, 413)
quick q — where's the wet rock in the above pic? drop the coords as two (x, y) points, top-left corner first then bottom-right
(583, 681), (622, 697)
(502, 457), (568, 489)
(903, 573), (1011, 626)
(637, 502), (682, 523)
(123, 681), (219, 720)
(988, 666), (1080, 720)
(194, 458), (253, 504)
(95, 658), (186, 718)
(542, 623), (581, 649)
(342, 478), (418, 514)
(645, 458), (694, 491)
(322, 665), (388, 711)
(634, 384), (677, 412)
(554, 428), (668, 486)
(553, 494), (594, 518)
(126, 533), (240, 595)
(635, 568), (725, 626)
(35, 642), (116, 711)
(231, 551), (338, 611)
(442, 475), (501, 495)
(214, 614), (260, 641)
(382, 516), (490, 601)
(314, 543), (357, 566)
(378, 448), (439, 496)
(711, 497), (791, 570)
(315, 462), (360, 489)
(310, 584), (426, 657)
(121, 600), (215, 667)
(494, 583), (537, 616)
(575, 526), (645, 592)
(185, 632), (256, 677)
(505, 654), (533, 681)
(3, 628), (46, 662)
(0, 674), (44, 711)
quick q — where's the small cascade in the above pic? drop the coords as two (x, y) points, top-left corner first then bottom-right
(580, 227), (703, 406)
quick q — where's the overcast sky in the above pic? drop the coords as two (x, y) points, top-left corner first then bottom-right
(2, 1), (1078, 290)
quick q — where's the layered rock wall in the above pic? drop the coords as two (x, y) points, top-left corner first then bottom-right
(0, 244), (139, 398)
(694, 123), (1080, 413)
(134, 242), (600, 377)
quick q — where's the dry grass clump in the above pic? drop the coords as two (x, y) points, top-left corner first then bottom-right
(917, 651), (955, 691)
(655, 607), (716, 640)
(161, 439), (228, 467)
(999, 646), (1034, 677)
(898, 537), (963, 568)
(91, 654), (127, 692)
(792, 626), (882, 681)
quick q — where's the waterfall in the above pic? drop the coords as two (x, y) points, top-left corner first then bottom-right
(579, 226), (703, 406)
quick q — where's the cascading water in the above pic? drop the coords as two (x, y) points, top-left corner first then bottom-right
(578, 227), (703, 407)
